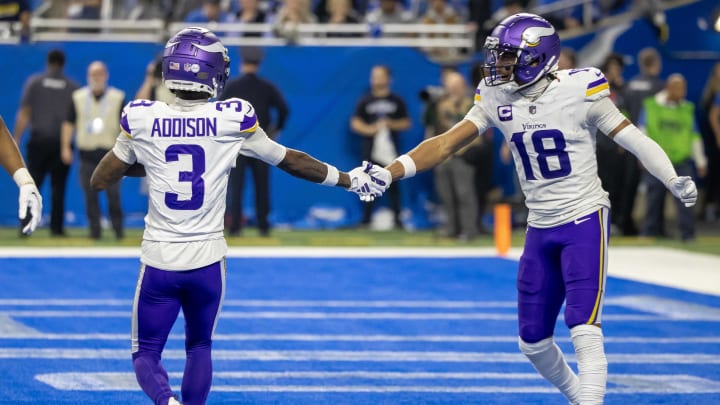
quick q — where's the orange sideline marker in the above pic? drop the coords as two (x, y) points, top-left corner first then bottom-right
(494, 203), (511, 256)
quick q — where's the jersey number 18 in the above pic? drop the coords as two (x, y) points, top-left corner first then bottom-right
(510, 129), (572, 180)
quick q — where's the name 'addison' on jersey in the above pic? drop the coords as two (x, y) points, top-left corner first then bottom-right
(119, 97), (263, 242)
(471, 67), (612, 227)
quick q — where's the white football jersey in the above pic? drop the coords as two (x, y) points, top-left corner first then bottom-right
(465, 68), (613, 228)
(114, 98), (285, 245)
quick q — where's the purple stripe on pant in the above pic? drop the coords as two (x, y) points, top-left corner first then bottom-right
(132, 261), (225, 405)
(517, 209), (609, 343)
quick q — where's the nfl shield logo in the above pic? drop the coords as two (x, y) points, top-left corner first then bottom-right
(529, 105), (536, 114)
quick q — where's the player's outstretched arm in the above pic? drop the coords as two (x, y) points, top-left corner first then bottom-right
(0, 115), (42, 235)
(0, 116), (27, 176)
(589, 98), (697, 207)
(277, 150), (378, 201)
(363, 120), (481, 193)
(240, 126), (378, 200)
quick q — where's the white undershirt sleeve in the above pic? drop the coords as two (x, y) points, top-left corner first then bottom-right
(239, 126), (288, 166)
(585, 97), (626, 135)
(112, 133), (137, 164)
(463, 105), (490, 134)
(586, 98), (679, 187)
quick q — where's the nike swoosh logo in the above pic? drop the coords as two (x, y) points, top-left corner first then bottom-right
(574, 217), (591, 225)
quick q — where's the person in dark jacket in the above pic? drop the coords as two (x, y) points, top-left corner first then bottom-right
(219, 47), (289, 236)
(13, 49), (79, 236)
(616, 47), (664, 236)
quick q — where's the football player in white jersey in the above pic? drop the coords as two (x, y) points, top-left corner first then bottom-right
(90, 27), (379, 405)
(363, 13), (697, 405)
(0, 114), (41, 235)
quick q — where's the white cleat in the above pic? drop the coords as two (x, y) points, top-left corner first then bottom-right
(168, 397), (182, 405)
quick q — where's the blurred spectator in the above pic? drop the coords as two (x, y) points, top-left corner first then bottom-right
(61, 61), (126, 240)
(535, 0), (581, 31)
(185, 0), (235, 23)
(236, 0), (266, 37)
(467, 0), (492, 52)
(0, 0), (31, 40)
(351, 65), (410, 229)
(273, 0), (317, 43)
(700, 62), (720, 222)
(112, 0), (169, 20)
(558, 47), (577, 70)
(596, 53), (626, 234)
(365, 0), (413, 26)
(468, 61), (495, 232)
(422, 0), (460, 25)
(67, 0), (101, 33)
(13, 50), (79, 237)
(428, 71), (480, 241)
(617, 47), (664, 236)
(322, 0), (361, 38)
(639, 74), (706, 242)
(135, 57), (175, 104)
(315, 0), (362, 24)
(219, 47), (289, 237)
(482, 0), (525, 35)
(158, 0), (203, 22)
(421, 0), (462, 60)
(67, 0), (100, 18)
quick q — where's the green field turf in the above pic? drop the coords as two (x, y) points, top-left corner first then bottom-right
(1, 227), (718, 256)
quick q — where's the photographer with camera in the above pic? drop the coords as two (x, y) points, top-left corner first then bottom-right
(424, 71), (483, 241)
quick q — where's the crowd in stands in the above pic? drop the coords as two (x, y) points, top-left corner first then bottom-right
(7, 0), (669, 51)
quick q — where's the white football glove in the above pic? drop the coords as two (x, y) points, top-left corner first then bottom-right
(363, 160), (392, 197)
(667, 176), (697, 207)
(19, 183), (42, 235)
(347, 164), (377, 202)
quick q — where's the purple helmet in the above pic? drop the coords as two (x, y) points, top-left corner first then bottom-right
(162, 27), (230, 97)
(482, 13), (560, 89)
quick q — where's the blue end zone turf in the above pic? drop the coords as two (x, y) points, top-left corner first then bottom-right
(0, 256), (718, 404)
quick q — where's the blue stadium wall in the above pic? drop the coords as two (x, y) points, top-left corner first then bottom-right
(0, 0), (717, 230)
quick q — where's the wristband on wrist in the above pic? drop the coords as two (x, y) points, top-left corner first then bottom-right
(397, 154), (416, 179)
(12, 168), (35, 187)
(321, 164), (339, 186)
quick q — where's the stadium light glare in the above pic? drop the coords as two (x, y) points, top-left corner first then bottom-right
(715, 14), (720, 32)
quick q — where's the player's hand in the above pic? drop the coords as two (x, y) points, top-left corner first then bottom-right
(363, 160), (392, 196)
(347, 165), (377, 202)
(668, 176), (697, 207)
(19, 183), (42, 235)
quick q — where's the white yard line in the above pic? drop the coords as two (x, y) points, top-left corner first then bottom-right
(1, 332), (719, 344)
(33, 371), (720, 393)
(3, 348), (720, 364)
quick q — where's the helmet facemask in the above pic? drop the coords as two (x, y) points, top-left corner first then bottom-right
(480, 13), (561, 92)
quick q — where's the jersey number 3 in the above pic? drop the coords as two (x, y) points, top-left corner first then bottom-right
(165, 144), (205, 210)
(510, 129), (572, 180)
